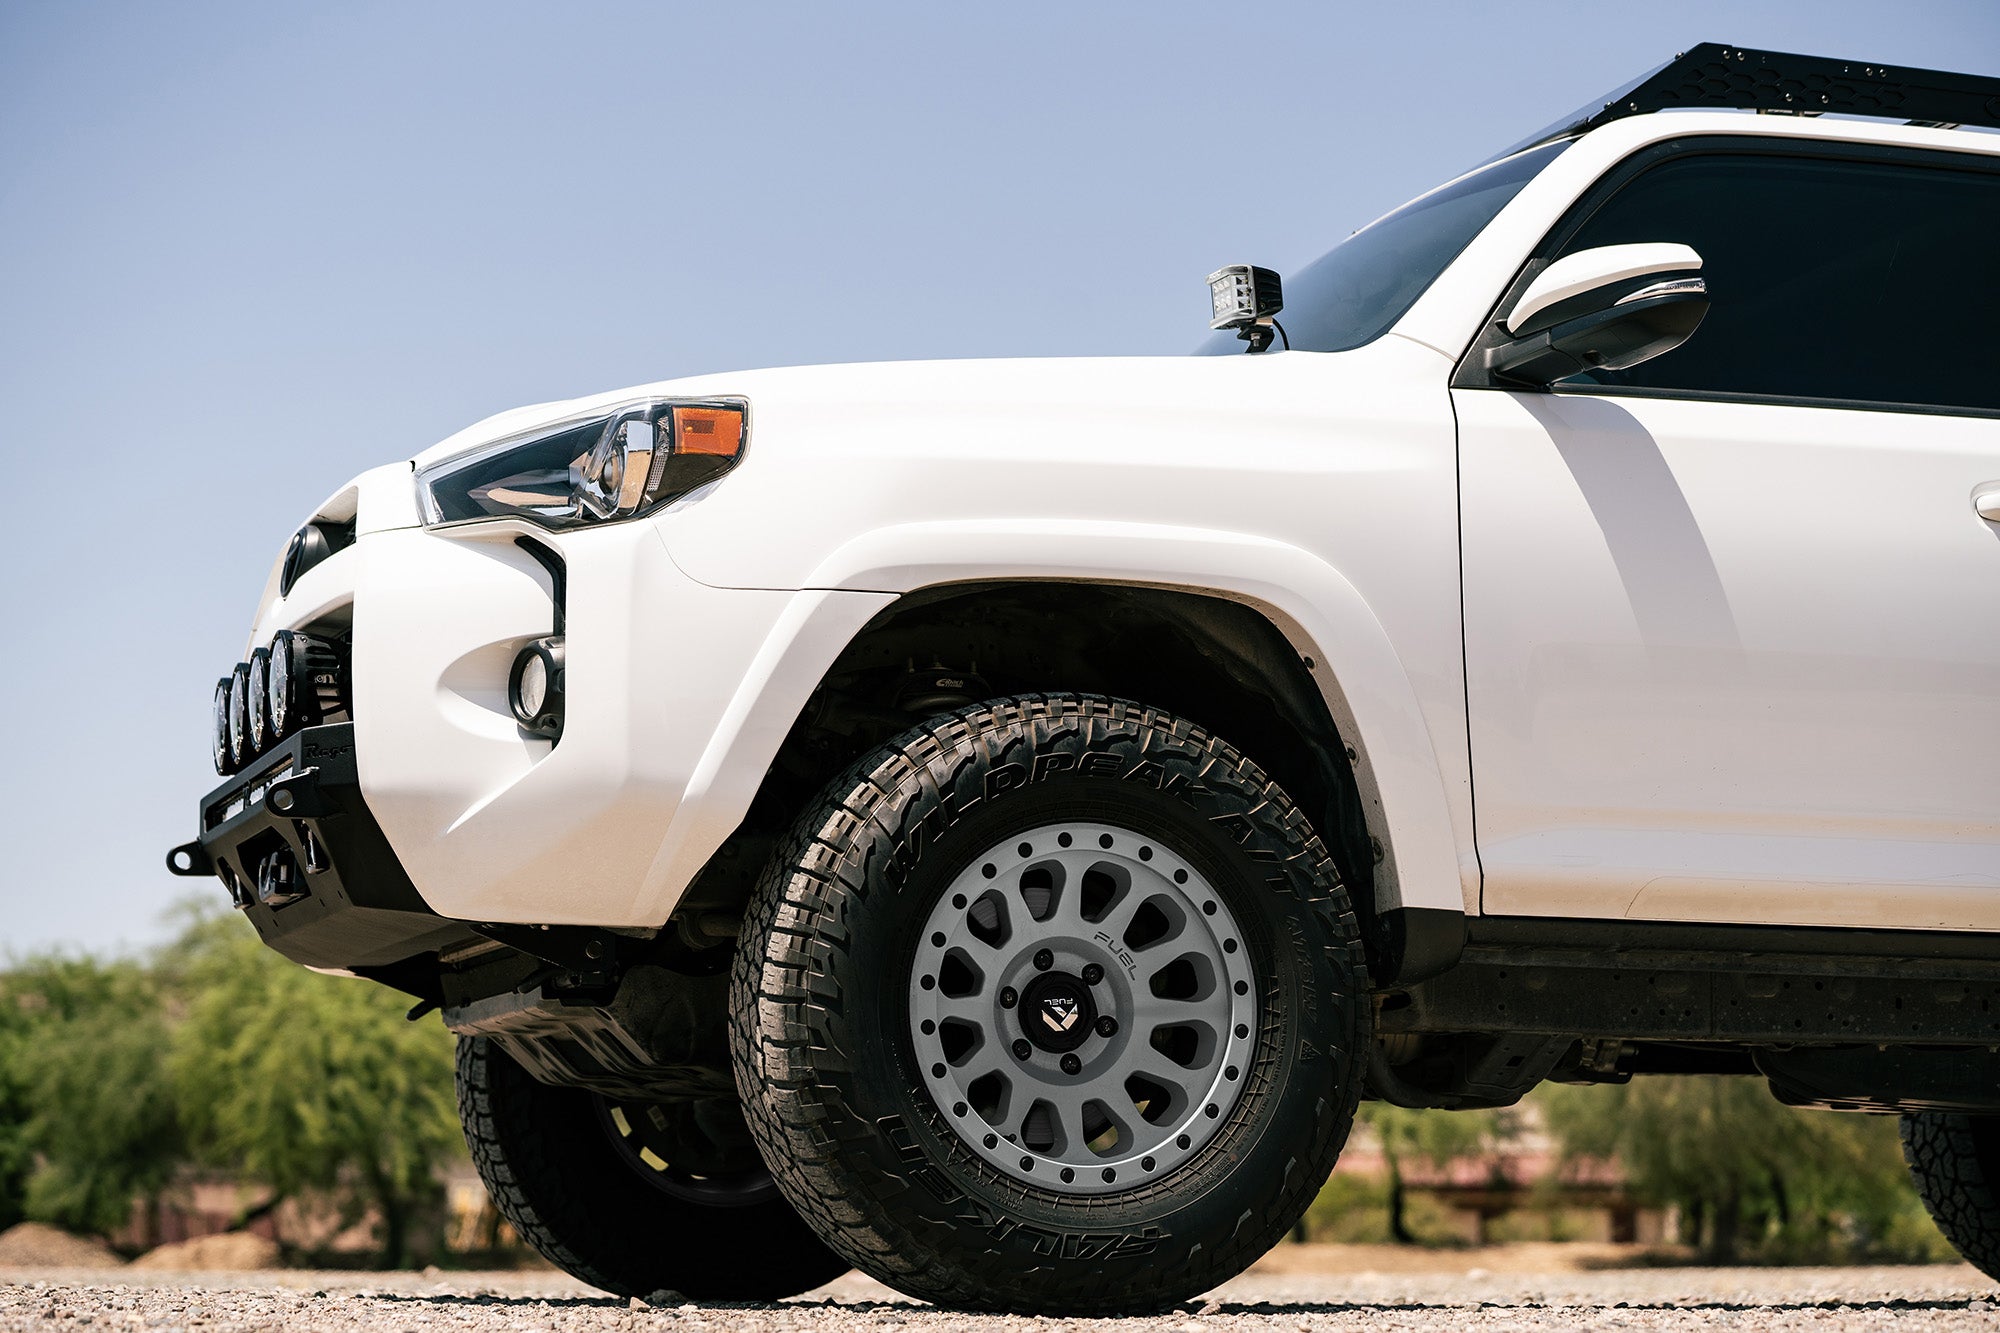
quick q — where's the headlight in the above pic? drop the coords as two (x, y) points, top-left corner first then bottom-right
(415, 397), (748, 531)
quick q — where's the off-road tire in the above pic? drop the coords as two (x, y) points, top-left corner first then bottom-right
(729, 693), (1371, 1315)
(455, 1036), (849, 1300)
(1902, 1112), (2000, 1282)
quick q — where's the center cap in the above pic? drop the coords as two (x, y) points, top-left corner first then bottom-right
(1019, 973), (1097, 1053)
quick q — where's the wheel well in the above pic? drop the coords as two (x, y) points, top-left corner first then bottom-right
(671, 582), (1381, 954)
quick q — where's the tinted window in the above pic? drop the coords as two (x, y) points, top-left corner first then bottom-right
(1197, 140), (1567, 355)
(1558, 151), (2000, 411)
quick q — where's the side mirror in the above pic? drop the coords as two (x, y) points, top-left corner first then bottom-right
(1478, 242), (1707, 387)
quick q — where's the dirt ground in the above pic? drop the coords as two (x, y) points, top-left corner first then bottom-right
(2, 1251), (1995, 1331)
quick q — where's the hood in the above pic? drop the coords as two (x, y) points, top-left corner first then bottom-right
(564, 340), (1455, 592)
(410, 344), (1444, 474)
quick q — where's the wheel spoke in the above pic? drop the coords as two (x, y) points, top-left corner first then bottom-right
(953, 1042), (1010, 1084)
(932, 992), (990, 1025)
(989, 1077), (1038, 1143)
(1090, 883), (1153, 948)
(1123, 1049), (1215, 1101)
(952, 932), (1008, 976)
(1032, 851), (1096, 936)
(1046, 1086), (1099, 1157)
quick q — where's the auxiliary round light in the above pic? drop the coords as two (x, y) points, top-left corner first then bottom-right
(509, 636), (566, 740)
(247, 649), (272, 752)
(227, 663), (251, 769)
(268, 630), (296, 738)
(266, 630), (349, 737)
(212, 676), (236, 775)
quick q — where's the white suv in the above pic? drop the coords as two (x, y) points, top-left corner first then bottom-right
(173, 43), (2000, 1314)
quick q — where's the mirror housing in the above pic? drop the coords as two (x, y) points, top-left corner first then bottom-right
(1479, 243), (1707, 387)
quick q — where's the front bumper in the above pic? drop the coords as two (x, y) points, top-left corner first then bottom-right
(168, 722), (474, 972)
(180, 468), (896, 961)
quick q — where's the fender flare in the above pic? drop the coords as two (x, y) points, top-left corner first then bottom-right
(646, 518), (1468, 921)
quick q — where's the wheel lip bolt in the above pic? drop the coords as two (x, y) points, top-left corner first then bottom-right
(1032, 948), (1054, 971)
(1081, 963), (1105, 985)
(999, 986), (1018, 1009)
(1095, 1015), (1118, 1037)
(1012, 1038), (1034, 1061)
(1060, 1053), (1082, 1075)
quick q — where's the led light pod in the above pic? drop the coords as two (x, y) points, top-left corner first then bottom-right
(212, 676), (237, 775)
(247, 649), (272, 752)
(267, 630), (347, 739)
(227, 663), (251, 769)
(1206, 264), (1283, 331)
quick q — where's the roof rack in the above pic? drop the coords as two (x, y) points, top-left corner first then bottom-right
(1508, 43), (2000, 156)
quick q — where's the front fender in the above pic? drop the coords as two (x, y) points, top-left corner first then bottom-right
(663, 517), (1466, 918)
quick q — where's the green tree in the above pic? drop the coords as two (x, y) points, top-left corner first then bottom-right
(166, 912), (464, 1265)
(0, 983), (34, 1231)
(1536, 1076), (1940, 1262)
(1359, 1102), (1514, 1244)
(0, 955), (184, 1239)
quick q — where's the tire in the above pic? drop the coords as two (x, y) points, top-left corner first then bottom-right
(1902, 1112), (2000, 1281)
(729, 693), (1371, 1315)
(454, 1035), (849, 1300)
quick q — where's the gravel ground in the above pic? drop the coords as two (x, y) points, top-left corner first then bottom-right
(1, 1264), (1995, 1331)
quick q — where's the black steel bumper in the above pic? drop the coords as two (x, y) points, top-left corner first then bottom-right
(168, 723), (471, 973)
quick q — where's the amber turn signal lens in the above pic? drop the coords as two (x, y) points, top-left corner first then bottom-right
(671, 405), (744, 458)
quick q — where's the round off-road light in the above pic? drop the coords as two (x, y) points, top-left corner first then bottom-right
(267, 630), (294, 737)
(267, 630), (347, 737)
(247, 649), (272, 752)
(509, 636), (566, 739)
(227, 663), (251, 768)
(212, 676), (236, 775)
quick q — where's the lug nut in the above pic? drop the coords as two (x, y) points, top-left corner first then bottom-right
(1096, 1015), (1118, 1037)
(1033, 948), (1054, 971)
(1081, 963), (1104, 985)
(999, 987), (1018, 1009)
(1012, 1038), (1033, 1061)
(1060, 1053), (1082, 1075)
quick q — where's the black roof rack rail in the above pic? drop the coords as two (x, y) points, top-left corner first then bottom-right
(1501, 42), (2000, 159)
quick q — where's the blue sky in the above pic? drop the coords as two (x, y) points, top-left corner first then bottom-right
(3, 1), (1996, 956)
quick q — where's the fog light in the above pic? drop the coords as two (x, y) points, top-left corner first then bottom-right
(509, 636), (565, 739)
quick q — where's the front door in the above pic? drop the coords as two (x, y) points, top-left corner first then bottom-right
(1457, 140), (2000, 930)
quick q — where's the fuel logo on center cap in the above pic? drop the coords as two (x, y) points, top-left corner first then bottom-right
(1019, 974), (1097, 1053)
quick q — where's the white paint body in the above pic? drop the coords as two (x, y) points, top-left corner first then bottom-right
(236, 111), (2000, 937)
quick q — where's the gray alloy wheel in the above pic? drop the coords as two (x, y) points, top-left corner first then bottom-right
(907, 821), (1256, 1193)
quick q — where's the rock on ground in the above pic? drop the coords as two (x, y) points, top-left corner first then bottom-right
(0, 1226), (119, 1271)
(128, 1232), (281, 1272)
